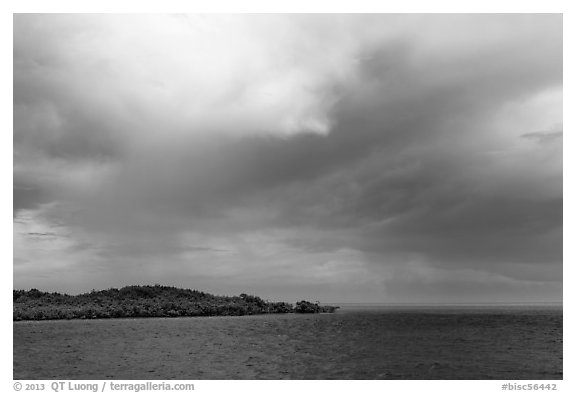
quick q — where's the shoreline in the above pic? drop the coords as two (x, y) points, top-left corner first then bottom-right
(13, 311), (340, 323)
(13, 285), (339, 322)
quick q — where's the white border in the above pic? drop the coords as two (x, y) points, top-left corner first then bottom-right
(3, 2), (572, 392)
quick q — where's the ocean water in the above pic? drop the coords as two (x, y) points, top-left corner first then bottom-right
(13, 305), (562, 379)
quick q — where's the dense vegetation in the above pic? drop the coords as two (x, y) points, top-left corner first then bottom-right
(13, 285), (339, 321)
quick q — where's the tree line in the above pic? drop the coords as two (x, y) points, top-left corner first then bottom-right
(13, 285), (338, 321)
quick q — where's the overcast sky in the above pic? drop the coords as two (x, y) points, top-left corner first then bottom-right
(13, 14), (562, 303)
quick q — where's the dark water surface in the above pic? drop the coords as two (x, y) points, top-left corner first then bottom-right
(13, 305), (562, 379)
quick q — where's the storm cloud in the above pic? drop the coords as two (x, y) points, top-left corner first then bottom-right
(13, 14), (562, 303)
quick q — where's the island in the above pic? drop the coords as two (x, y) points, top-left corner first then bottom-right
(13, 285), (339, 321)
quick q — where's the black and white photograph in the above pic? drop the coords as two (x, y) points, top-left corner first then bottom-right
(11, 10), (564, 385)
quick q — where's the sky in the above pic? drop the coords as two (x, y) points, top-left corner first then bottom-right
(13, 14), (562, 303)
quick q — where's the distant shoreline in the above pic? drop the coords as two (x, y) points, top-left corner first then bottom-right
(333, 302), (562, 307)
(13, 285), (339, 321)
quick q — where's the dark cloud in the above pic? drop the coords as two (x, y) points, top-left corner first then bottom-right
(13, 183), (49, 213)
(13, 14), (562, 302)
(522, 130), (563, 144)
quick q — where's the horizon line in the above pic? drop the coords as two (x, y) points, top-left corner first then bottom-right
(325, 301), (562, 306)
(12, 286), (562, 306)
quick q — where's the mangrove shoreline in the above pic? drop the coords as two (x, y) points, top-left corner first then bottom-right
(13, 285), (339, 321)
